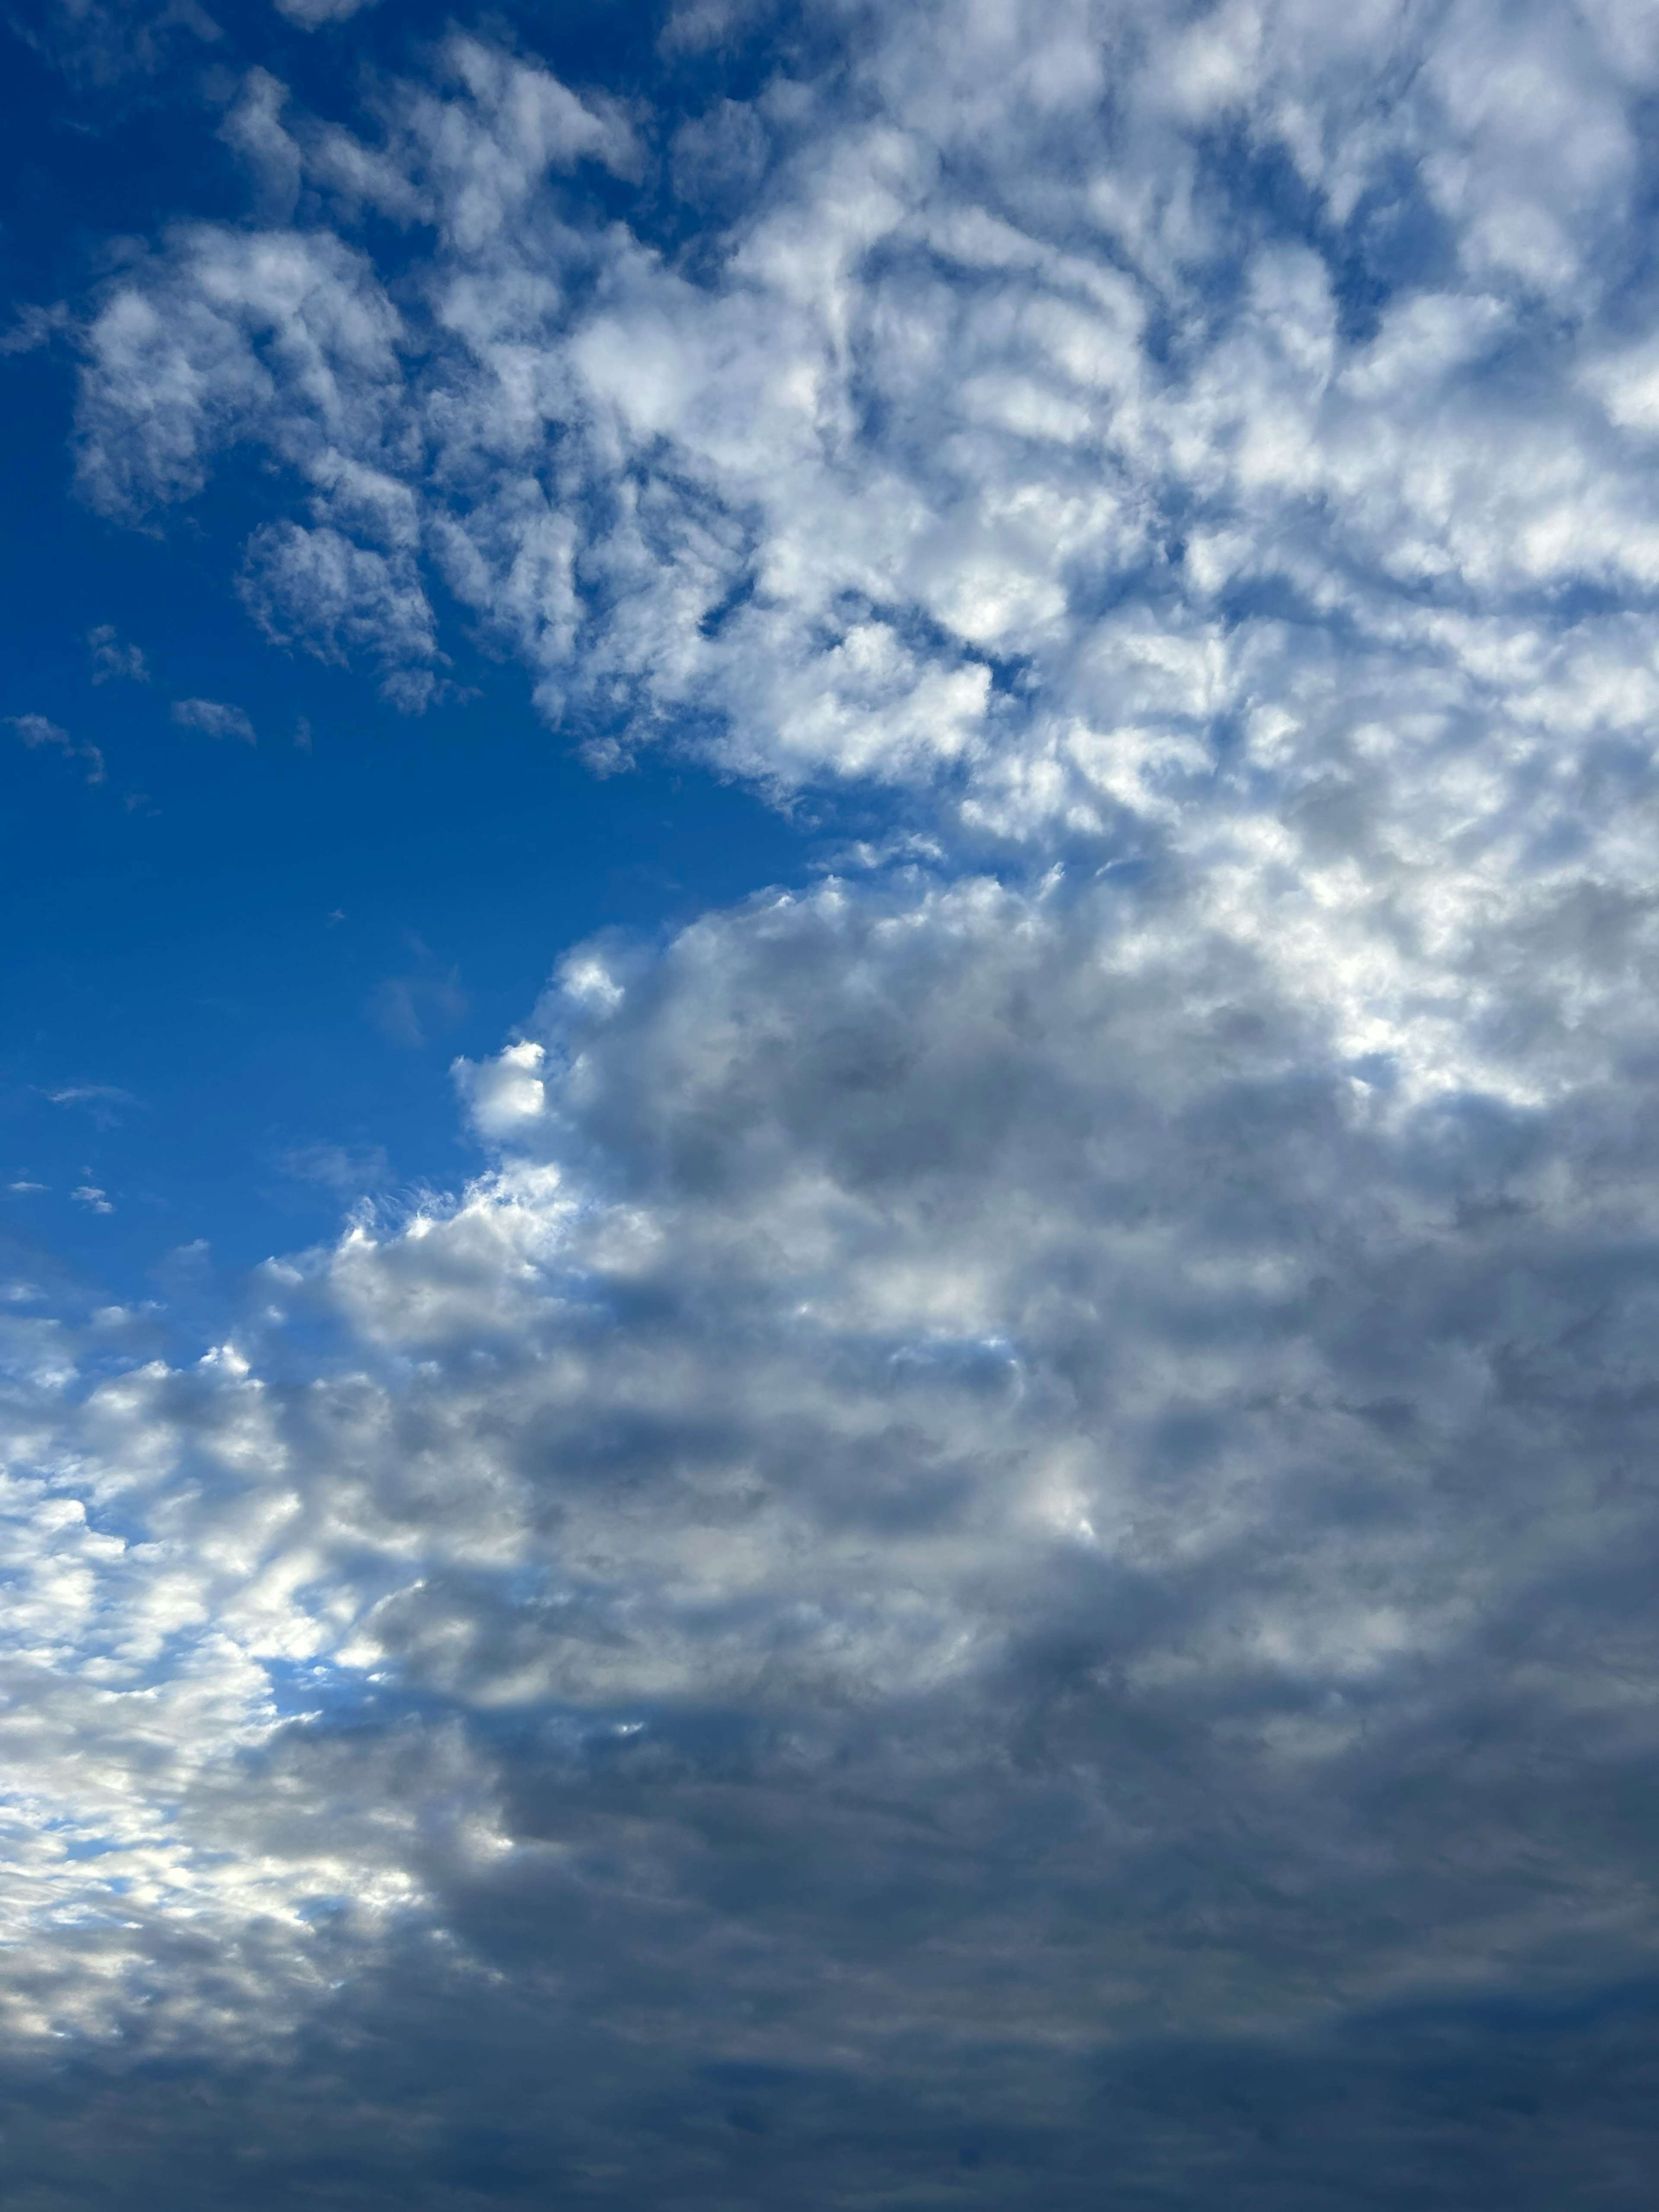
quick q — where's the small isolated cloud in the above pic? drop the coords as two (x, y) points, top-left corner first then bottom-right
(170, 697), (255, 743)
(8, 713), (105, 784)
(7, 1180), (47, 1194)
(371, 947), (467, 1049)
(272, 0), (381, 25)
(69, 1185), (112, 1213)
(44, 1083), (139, 1133)
(87, 626), (148, 684)
(276, 1140), (392, 1196)
(47, 1084), (136, 1109)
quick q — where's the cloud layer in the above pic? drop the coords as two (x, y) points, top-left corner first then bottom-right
(9, 862), (1659, 2197)
(10, 0), (1659, 2201)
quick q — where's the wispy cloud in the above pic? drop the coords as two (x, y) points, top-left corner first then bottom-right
(369, 944), (467, 1049)
(87, 624), (149, 684)
(274, 1139), (392, 1195)
(169, 696), (255, 743)
(8, 712), (104, 784)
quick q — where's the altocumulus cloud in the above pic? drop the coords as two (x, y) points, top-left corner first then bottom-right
(8, 1), (1659, 2205)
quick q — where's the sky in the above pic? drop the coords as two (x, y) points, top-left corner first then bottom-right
(5, 0), (1659, 2205)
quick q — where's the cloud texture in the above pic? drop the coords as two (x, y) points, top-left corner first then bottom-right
(10, 0), (1659, 2202)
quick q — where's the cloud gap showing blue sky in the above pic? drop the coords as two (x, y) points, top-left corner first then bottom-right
(6, 0), (1659, 2203)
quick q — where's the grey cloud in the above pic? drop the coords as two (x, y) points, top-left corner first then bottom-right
(6, 865), (1659, 2198)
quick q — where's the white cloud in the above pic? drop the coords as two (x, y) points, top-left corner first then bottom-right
(272, 0), (379, 25)
(60, 5), (1659, 1116)
(87, 625), (149, 684)
(239, 520), (439, 706)
(8, 713), (105, 784)
(170, 697), (256, 742)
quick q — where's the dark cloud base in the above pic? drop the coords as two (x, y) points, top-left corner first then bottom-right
(9, 868), (1659, 2204)
(6, 1977), (1657, 2208)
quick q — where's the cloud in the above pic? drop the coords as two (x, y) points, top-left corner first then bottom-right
(239, 520), (439, 709)
(7, 0), (220, 89)
(87, 625), (149, 684)
(370, 945), (468, 1048)
(170, 696), (256, 742)
(272, 0), (380, 25)
(60, 3), (1659, 1109)
(19, 1), (1659, 2198)
(6, 861), (1659, 2199)
(273, 1139), (392, 1195)
(8, 712), (105, 783)
(46, 1084), (138, 1117)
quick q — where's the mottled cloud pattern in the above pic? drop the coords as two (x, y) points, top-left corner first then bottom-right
(9, 1), (1659, 2203)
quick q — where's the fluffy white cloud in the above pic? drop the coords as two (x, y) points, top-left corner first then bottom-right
(66, 2), (1659, 1106)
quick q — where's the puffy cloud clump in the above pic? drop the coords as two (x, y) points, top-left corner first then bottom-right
(66, 0), (1659, 1095)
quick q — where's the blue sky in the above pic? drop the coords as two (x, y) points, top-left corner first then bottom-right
(0, 0), (811, 1303)
(7, 1), (1659, 2205)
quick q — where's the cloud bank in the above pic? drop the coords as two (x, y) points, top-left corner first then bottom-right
(10, 0), (1659, 2202)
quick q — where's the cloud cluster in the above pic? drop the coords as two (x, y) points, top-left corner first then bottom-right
(7, 711), (105, 782)
(7, 864), (1659, 2196)
(67, 1), (1659, 1106)
(12, 0), (1659, 2199)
